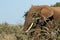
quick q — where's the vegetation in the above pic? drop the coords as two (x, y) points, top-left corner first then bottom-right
(0, 22), (59, 40)
(0, 23), (28, 40)
(51, 2), (60, 7)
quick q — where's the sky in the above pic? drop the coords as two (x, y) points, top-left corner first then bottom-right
(0, 0), (60, 24)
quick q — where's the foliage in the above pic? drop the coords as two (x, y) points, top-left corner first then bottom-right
(51, 2), (60, 7)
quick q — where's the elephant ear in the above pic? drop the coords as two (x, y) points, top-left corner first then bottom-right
(41, 6), (54, 19)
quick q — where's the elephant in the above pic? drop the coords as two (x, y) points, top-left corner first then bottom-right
(23, 5), (60, 33)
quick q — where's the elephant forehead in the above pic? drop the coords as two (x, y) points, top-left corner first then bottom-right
(28, 7), (52, 18)
(29, 9), (41, 14)
(29, 7), (41, 13)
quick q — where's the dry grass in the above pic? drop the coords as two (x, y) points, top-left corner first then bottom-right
(0, 22), (60, 40)
(0, 23), (28, 40)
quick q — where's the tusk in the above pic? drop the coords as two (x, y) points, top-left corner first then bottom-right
(25, 23), (34, 33)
